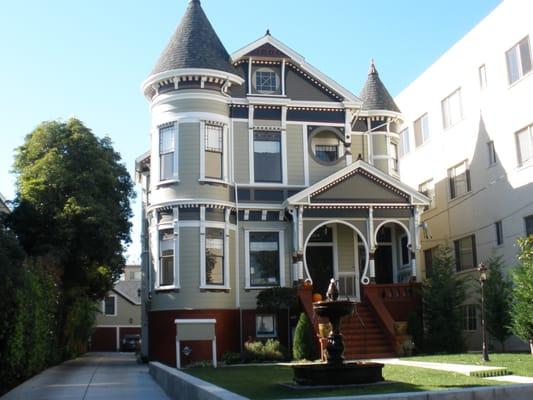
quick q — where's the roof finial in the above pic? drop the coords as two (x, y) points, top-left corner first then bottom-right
(266, 29), (271, 36)
(189, 0), (200, 4)
(368, 59), (377, 75)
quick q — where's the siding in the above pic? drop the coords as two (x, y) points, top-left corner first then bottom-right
(233, 121), (249, 183)
(308, 156), (344, 184)
(96, 294), (141, 326)
(351, 134), (368, 161)
(286, 124), (305, 185)
(253, 119), (281, 128)
(337, 224), (355, 273)
(162, 98), (229, 115)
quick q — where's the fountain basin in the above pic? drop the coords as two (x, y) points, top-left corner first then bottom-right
(313, 300), (355, 320)
(292, 361), (384, 386)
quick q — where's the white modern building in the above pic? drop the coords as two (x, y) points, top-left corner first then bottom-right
(396, 0), (533, 350)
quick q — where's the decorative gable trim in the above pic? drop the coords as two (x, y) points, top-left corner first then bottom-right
(245, 42), (289, 58)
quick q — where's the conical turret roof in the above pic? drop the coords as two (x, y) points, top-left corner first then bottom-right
(359, 60), (400, 113)
(150, 0), (236, 76)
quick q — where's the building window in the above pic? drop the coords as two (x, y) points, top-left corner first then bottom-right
(159, 229), (174, 286)
(414, 113), (430, 147)
(525, 215), (533, 236)
(205, 228), (224, 286)
(419, 179), (435, 209)
(454, 235), (477, 272)
(310, 129), (344, 164)
(254, 131), (282, 183)
(254, 68), (280, 94)
(506, 36), (532, 85)
(399, 128), (410, 156)
(487, 141), (497, 166)
(478, 64), (487, 89)
(448, 160), (471, 199)
(247, 231), (282, 288)
(315, 145), (338, 162)
(462, 304), (477, 331)
(256, 315), (276, 337)
(441, 88), (463, 129)
(159, 124), (176, 181)
(390, 142), (399, 172)
(103, 296), (116, 316)
(495, 221), (504, 246)
(516, 124), (533, 167)
(204, 124), (224, 179)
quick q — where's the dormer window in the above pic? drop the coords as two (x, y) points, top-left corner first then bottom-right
(253, 67), (280, 94)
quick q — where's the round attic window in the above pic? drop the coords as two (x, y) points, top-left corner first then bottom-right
(309, 128), (345, 165)
(253, 67), (280, 94)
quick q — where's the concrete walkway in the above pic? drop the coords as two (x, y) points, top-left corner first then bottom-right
(1, 352), (170, 400)
(372, 357), (533, 383)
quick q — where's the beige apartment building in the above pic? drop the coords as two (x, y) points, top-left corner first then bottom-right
(396, 0), (533, 350)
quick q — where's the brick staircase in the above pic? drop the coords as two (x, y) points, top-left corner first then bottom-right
(340, 303), (395, 359)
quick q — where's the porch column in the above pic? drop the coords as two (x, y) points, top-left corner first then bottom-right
(368, 206), (376, 283)
(410, 206), (422, 281)
(297, 206), (304, 280)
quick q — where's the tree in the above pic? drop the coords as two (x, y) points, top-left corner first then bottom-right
(510, 236), (533, 354)
(483, 255), (512, 351)
(9, 118), (135, 355)
(292, 312), (316, 361)
(422, 246), (467, 353)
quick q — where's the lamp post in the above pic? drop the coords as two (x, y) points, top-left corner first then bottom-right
(477, 262), (490, 362)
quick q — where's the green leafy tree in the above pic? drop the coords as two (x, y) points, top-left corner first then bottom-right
(422, 246), (466, 353)
(9, 118), (135, 355)
(483, 255), (512, 351)
(292, 312), (316, 361)
(510, 236), (533, 354)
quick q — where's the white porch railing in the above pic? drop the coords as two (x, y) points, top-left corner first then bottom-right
(338, 272), (358, 299)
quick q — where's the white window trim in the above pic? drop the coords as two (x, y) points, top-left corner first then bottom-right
(253, 67), (281, 95)
(515, 124), (533, 168)
(155, 208), (180, 291)
(441, 88), (463, 130)
(244, 229), (285, 290)
(255, 314), (277, 337)
(249, 129), (287, 185)
(414, 113), (430, 147)
(158, 122), (179, 183)
(102, 295), (117, 317)
(199, 122), (229, 184)
(199, 207), (231, 290)
(506, 36), (532, 86)
(448, 160), (471, 201)
(419, 178), (436, 210)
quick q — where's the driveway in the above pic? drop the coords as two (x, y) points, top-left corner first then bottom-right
(1, 352), (170, 400)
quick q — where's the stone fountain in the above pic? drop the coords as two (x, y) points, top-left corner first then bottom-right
(292, 279), (384, 386)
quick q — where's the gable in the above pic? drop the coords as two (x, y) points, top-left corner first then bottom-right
(311, 171), (409, 204)
(245, 42), (289, 58)
(285, 64), (341, 101)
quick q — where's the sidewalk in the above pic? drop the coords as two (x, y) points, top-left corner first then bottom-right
(1, 352), (170, 400)
(372, 357), (533, 384)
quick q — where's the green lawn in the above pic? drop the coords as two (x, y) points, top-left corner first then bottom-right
(403, 353), (533, 377)
(186, 364), (502, 399)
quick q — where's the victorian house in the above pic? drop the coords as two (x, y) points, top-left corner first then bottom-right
(136, 0), (429, 365)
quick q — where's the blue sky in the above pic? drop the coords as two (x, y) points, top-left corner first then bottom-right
(0, 0), (501, 262)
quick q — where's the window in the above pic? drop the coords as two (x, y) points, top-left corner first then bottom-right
(414, 113), (430, 147)
(254, 131), (282, 182)
(419, 179), (435, 209)
(442, 88), (463, 129)
(487, 141), (497, 166)
(390, 142), (399, 172)
(254, 68), (280, 94)
(205, 228), (224, 286)
(454, 235), (477, 272)
(525, 215), (533, 236)
(516, 124), (533, 167)
(399, 128), (410, 156)
(478, 64), (487, 89)
(315, 145), (338, 162)
(129, 271), (141, 280)
(495, 221), (504, 246)
(506, 36), (532, 84)
(247, 231), (282, 288)
(159, 124), (175, 181)
(159, 229), (174, 286)
(204, 124), (224, 179)
(462, 304), (477, 331)
(103, 296), (116, 316)
(256, 315), (276, 337)
(310, 129), (344, 164)
(448, 161), (471, 199)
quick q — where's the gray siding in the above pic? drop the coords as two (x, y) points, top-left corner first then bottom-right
(309, 156), (344, 185)
(165, 98), (229, 115)
(233, 121), (250, 183)
(285, 69), (337, 102)
(96, 294), (141, 326)
(337, 224), (355, 273)
(351, 134), (368, 161)
(253, 119), (281, 128)
(286, 124), (305, 185)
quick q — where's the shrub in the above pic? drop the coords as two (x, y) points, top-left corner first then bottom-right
(243, 339), (285, 363)
(292, 312), (316, 361)
(407, 311), (423, 353)
(221, 351), (242, 365)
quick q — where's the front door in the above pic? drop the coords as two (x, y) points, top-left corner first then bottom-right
(306, 246), (334, 298)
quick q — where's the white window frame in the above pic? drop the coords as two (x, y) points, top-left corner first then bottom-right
(102, 295), (117, 317)
(199, 121), (228, 184)
(419, 179), (435, 209)
(253, 67), (281, 95)
(478, 64), (487, 90)
(244, 229), (285, 289)
(200, 207), (230, 290)
(487, 140), (497, 166)
(414, 113), (430, 147)
(441, 88), (463, 130)
(506, 36), (532, 85)
(448, 160), (471, 200)
(515, 124), (533, 167)
(390, 142), (399, 173)
(158, 122), (179, 182)
(155, 208), (180, 290)
(399, 128), (410, 157)
(249, 129), (287, 185)
(256, 314), (277, 337)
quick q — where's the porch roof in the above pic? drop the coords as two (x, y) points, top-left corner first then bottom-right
(283, 160), (430, 208)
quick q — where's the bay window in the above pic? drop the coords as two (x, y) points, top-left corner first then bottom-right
(204, 228), (225, 286)
(159, 228), (174, 286)
(204, 124), (224, 180)
(246, 231), (284, 288)
(159, 124), (176, 181)
(254, 131), (282, 183)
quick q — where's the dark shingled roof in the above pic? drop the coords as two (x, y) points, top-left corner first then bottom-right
(359, 61), (400, 113)
(150, 0), (236, 76)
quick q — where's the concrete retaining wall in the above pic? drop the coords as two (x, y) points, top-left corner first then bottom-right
(149, 362), (247, 400)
